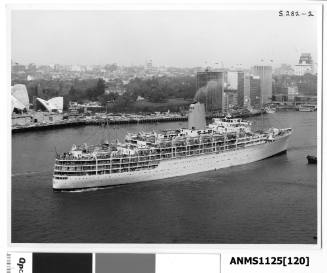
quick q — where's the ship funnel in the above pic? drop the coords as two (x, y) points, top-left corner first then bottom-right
(188, 102), (206, 130)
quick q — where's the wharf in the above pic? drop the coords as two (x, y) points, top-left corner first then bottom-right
(12, 116), (188, 133)
(12, 111), (262, 133)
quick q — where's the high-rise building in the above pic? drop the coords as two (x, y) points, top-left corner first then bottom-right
(252, 65), (272, 105)
(244, 75), (251, 107)
(225, 71), (245, 107)
(226, 71), (238, 90)
(249, 75), (261, 108)
(294, 53), (313, 76)
(237, 71), (245, 107)
(223, 90), (238, 111)
(195, 70), (224, 112)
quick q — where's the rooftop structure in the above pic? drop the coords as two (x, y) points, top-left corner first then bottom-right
(36, 97), (64, 113)
(294, 53), (314, 76)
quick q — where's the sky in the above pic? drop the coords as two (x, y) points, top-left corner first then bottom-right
(11, 9), (319, 68)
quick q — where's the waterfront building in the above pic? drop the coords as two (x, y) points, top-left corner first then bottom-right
(252, 65), (272, 105)
(12, 111), (64, 126)
(195, 69), (224, 112)
(12, 114), (33, 126)
(33, 111), (64, 123)
(36, 97), (64, 113)
(223, 90), (238, 111)
(287, 86), (299, 102)
(294, 53), (313, 76)
(294, 95), (317, 105)
(11, 84), (29, 112)
(12, 96), (27, 112)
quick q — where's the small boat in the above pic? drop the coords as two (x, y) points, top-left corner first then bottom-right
(265, 107), (276, 114)
(306, 155), (317, 164)
(298, 105), (316, 112)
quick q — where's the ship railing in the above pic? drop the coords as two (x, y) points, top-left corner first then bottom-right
(55, 166), (98, 171)
(55, 159), (97, 165)
(54, 171), (97, 176)
(54, 166), (97, 172)
(96, 163), (159, 172)
(244, 140), (266, 147)
(53, 176), (68, 180)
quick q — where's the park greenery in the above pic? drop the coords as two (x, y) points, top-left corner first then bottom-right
(15, 76), (197, 113)
(272, 74), (317, 96)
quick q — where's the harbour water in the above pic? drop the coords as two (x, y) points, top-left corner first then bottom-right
(11, 111), (317, 243)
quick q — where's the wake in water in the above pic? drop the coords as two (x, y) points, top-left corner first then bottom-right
(12, 170), (52, 177)
(56, 184), (125, 193)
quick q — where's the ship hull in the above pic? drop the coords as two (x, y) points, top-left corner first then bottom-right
(53, 134), (290, 190)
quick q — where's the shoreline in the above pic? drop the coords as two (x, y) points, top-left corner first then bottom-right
(12, 112), (264, 133)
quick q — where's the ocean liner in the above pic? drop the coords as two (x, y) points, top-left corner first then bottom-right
(53, 103), (292, 190)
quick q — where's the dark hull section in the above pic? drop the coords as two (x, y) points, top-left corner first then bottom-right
(306, 155), (317, 164)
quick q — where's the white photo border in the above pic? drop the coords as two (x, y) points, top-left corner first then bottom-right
(5, 2), (325, 257)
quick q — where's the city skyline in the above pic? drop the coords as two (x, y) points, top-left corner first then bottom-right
(11, 9), (318, 68)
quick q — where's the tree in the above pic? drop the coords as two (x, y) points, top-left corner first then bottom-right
(69, 86), (78, 99)
(98, 93), (119, 106)
(95, 78), (106, 97)
(112, 93), (134, 111)
(124, 75), (196, 102)
(86, 87), (96, 100)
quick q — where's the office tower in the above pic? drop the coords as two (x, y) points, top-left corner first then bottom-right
(195, 70), (224, 112)
(252, 65), (272, 105)
(249, 75), (261, 108)
(244, 75), (251, 107)
(237, 71), (245, 106)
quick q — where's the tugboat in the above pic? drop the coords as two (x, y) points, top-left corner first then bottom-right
(306, 155), (317, 164)
(264, 106), (276, 114)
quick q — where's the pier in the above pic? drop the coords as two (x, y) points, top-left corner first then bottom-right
(12, 111), (263, 133)
(12, 116), (188, 133)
